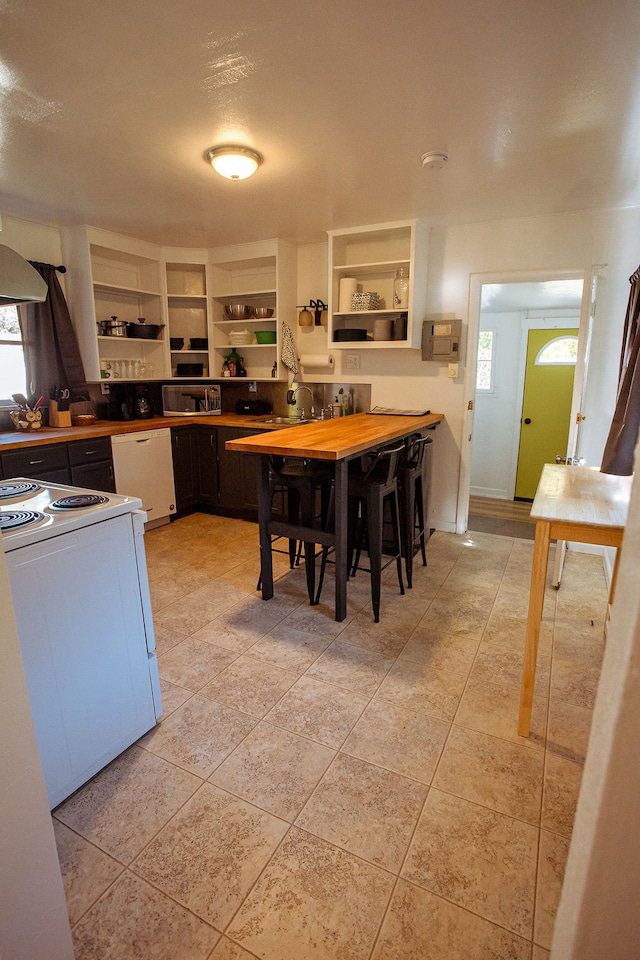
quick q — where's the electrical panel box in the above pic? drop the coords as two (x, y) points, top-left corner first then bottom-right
(422, 318), (462, 361)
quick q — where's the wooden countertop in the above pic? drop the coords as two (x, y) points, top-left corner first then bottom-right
(531, 463), (632, 529)
(0, 413), (276, 452)
(225, 412), (444, 460)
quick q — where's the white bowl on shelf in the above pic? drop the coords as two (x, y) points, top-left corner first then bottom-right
(228, 329), (253, 346)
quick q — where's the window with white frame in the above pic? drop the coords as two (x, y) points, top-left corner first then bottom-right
(535, 335), (578, 365)
(476, 329), (495, 391)
(0, 304), (28, 404)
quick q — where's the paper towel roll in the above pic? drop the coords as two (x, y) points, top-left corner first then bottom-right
(299, 354), (335, 371)
(339, 277), (358, 312)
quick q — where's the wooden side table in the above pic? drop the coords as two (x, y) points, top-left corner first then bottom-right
(518, 464), (631, 737)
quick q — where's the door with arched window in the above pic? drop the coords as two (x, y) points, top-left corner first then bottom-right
(515, 329), (579, 499)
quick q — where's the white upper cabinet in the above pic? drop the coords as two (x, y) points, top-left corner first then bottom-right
(62, 225), (169, 382)
(208, 239), (296, 381)
(327, 220), (428, 349)
(63, 229), (296, 382)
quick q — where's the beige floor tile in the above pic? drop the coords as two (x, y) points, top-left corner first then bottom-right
(433, 725), (544, 823)
(306, 638), (394, 697)
(552, 620), (606, 664)
(158, 678), (192, 717)
(296, 753), (427, 871)
(414, 595), (491, 641)
(371, 879), (531, 960)
(249, 623), (334, 675)
(139, 694), (256, 778)
(546, 699), (594, 763)
(282, 600), (355, 637)
(72, 870), (220, 960)
(158, 636), (237, 691)
(132, 782), (288, 929)
(399, 628), (479, 672)
(210, 721), (335, 821)
(534, 829), (570, 949)
(226, 827), (394, 959)
(471, 640), (551, 697)
(54, 745), (201, 864)
(455, 673), (548, 749)
(403, 789), (538, 938)
(200, 654), (297, 717)
(192, 596), (291, 652)
(376, 657), (469, 721)
(209, 938), (261, 959)
(336, 615), (413, 658)
(343, 698), (449, 783)
(532, 946), (551, 960)
(53, 820), (123, 926)
(541, 752), (584, 838)
(266, 675), (368, 748)
(482, 614), (553, 659)
(550, 656), (601, 709)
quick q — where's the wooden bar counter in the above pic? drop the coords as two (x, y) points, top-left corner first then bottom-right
(226, 411), (444, 621)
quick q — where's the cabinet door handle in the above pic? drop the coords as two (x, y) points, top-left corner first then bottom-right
(29, 459), (44, 465)
(85, 450), (97, 455)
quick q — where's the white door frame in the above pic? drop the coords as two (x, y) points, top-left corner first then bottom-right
(458, 267), (593, 535)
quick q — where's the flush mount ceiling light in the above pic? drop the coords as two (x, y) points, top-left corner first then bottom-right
(421, 151), (449, 170)
(205, 145), (263, 180)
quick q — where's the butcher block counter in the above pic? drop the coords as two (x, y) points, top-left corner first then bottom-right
(0, 413), (281, 451)
(226, 411), (444, 621)
(224, 411), (444, 460)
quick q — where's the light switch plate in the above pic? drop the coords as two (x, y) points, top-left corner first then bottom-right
(448, 362), (458, 378)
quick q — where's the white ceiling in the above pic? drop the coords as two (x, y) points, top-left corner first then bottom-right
(1, 0), (639, 249)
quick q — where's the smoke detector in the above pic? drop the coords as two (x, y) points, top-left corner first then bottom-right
(421, 151), (449, 170)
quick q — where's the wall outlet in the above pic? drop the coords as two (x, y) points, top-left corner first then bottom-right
(248, 380), (257, 392)
(101, 382), (110, 394)
(346, 354), (361, 370)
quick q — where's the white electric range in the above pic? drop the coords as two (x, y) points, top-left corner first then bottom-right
(1, 478), (162, 809)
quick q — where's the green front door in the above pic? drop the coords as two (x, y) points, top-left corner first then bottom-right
(515, 329), (577, 499)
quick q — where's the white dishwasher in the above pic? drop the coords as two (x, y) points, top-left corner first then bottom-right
(111, 428), (176, 528)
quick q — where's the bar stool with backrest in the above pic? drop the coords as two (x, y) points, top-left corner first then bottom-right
(397, 433), (433, 588)
(345, 441), (406, 622)
(260, 455), (334, 604)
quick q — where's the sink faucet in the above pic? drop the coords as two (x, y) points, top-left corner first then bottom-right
(286, 385), (315, 419)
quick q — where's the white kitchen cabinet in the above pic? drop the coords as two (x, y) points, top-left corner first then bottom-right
(327, 220), (428, 350)
(111, 429), (176, 527)
(62, 225), (170, 382)
(209, 239), (296, 380)
(164, 259), (210, 377)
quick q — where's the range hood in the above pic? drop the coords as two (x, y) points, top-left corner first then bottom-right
(0, 244), (48, 305)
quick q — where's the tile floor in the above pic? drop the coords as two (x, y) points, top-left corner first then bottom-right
(52, 513), (608, 959)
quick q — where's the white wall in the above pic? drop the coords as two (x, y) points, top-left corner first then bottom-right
(552, 463), (640, 959)
(297, 209), (628, 532)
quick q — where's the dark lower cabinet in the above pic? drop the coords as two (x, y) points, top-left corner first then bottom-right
(216, 427), (265, 516)
(171, 424), (265, 519)
(171, 426), (199, 514)
(196, 428), (218, 509)
(68, 437), (116, 492)
(0, 437), (116, 492)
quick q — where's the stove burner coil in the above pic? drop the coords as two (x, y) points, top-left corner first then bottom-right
(50, 494), (109, 510)
(0, 481), (42, 500)
(0, 510), (45, 531)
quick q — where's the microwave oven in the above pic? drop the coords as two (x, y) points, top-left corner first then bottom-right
(162, 383), (221, 416)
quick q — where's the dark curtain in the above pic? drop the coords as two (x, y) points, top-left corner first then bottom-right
(18, 261), (87, 402)
(601, 265), (640, 475)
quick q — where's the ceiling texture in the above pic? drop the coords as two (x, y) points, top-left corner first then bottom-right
(1, 0), (639, 249)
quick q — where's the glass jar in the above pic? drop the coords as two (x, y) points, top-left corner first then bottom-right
(393, 267), (409, 310)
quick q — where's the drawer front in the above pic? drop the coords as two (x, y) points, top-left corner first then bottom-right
(2, 443), (69, 478)
(68, 436), (112, 466)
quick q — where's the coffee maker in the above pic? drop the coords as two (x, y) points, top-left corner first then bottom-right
(134, 384), (153, 419)
(106, 383), (135, 421)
